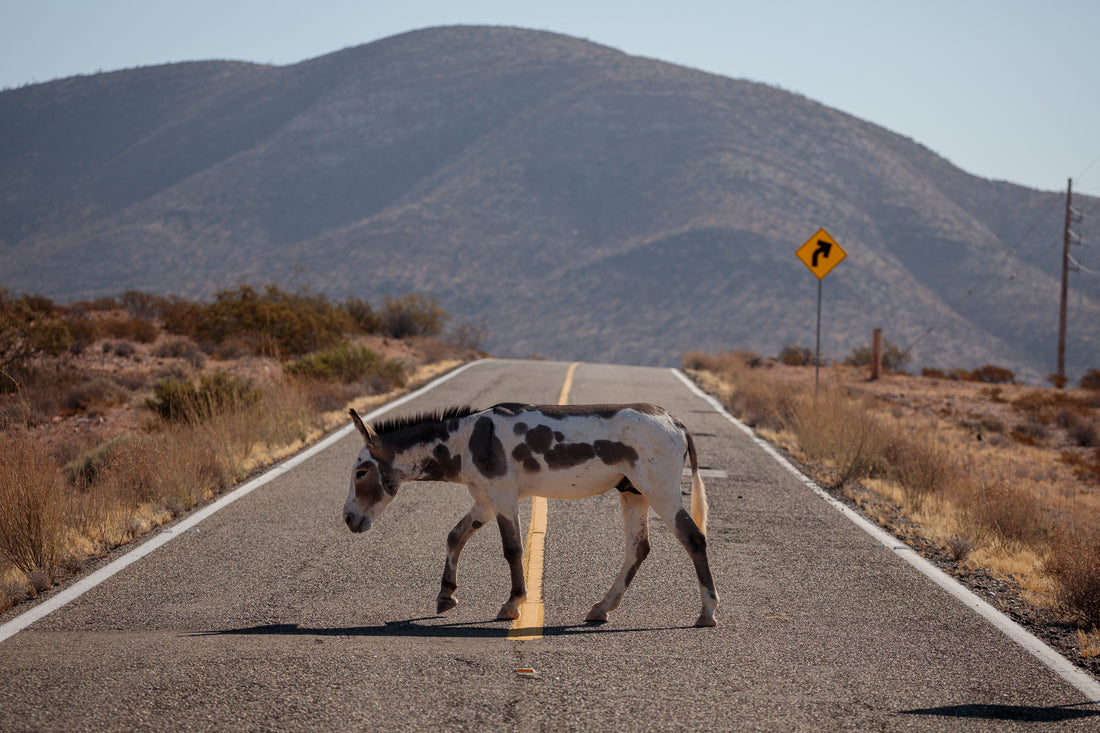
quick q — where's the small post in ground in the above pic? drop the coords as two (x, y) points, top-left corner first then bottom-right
(871, 328), (883, 381)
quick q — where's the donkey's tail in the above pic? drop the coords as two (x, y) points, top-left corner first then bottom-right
(685, 429), (708, 535)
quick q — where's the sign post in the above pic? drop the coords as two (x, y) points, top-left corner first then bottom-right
(795, 228), (846, 390)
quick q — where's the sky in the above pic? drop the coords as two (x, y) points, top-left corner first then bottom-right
(2, 0), (1099, 196)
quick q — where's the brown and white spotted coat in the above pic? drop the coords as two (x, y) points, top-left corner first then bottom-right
(343, 402), (718, 627)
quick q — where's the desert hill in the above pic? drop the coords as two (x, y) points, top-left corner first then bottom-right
(2, 25), (1097, 382)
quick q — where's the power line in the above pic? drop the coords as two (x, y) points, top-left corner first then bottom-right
(901, 153), (1100, 364)
(899, 195), (1062, 357)
(1076, 150), (1100, 186)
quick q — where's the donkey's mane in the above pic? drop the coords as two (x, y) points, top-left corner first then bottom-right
(369, 405), (478, 437)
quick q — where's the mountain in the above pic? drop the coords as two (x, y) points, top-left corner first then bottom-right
(2, 25), (1098, 382)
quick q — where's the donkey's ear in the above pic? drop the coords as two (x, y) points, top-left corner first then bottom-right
(349, 408), (377, 443)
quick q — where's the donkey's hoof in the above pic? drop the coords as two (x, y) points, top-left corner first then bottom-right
(694, 613), (717, 628)
(496, 603), (521, 621)
(585, 606), (608, 624)
(436, 596), (457, 614)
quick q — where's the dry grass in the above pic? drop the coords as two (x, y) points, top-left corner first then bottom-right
(1080, 628), (1100, 660)
(790, 385), (890, 489)
(0, 433), (66, 579)
(1045, 536), (1100, 626)
(686, 350), (1100, 649)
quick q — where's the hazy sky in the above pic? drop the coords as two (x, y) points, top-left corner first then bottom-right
(2, 0), (1098, 195)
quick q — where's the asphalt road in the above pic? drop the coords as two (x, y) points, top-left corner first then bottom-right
(1, 359), (1099, 731)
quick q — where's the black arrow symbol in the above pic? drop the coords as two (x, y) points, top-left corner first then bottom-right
(812, 239), (832, 267)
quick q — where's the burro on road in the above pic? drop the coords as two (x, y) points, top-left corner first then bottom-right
(342, 401), (719, 627)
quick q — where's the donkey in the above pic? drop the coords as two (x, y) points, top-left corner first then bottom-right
(343, 402), (719, 627)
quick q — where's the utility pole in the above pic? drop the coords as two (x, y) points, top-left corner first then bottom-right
(1057, 178), (1083, 388)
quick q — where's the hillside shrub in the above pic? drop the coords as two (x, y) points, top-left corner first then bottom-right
(158, 296), (203, 335)
(791, 387), (886, 489)
(101, 313), (158, 343)
(154, 336), (206, 367)
(880, 428), (959, 508)
(1081, 369), (1100, 391)
(15, 293), (56, 315)
(344, 296), (383, 333)
(153, 284), (452, 356)
(63, 434), (132, 488)
(1010, 390), (1089, 424)
(381, 294), (448, 338)
(958, 475), (1047, 549)
(967, 364), (1016, 384)
(62, 313), (99, 354)
(147, 371), (260, 423)
(163, 285), (355, 357)
(682, 351), (718, 371)
(1060, 449), (1100, 483)
(76, 296), (121, 312)
(844, 339), (909, 371)
(683, 350), (766, 372)
(285, 343), (406, 389)
(120, 290), (172, 320)
(1045, 535), (1100, 626)
(778, 345), (814, 367)
(447, 318), (489, 352)
(103, 341), (135, 358)
(1010, 419), (1049, 445)
(61, 376), (127, 416)
(1, 290), (79, 395)
(1048, 373), (1069, 389)
(1053, 409), (1100, 448)
(25, 318), (74, 356)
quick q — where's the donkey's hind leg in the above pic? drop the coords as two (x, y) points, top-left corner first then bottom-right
(586, 488), (650, 623)
(648, 493), (719, 627)
(437, 502), (493, 614)
(671, 508), (719, 627)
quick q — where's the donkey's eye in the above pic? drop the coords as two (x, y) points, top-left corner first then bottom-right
(355, 469), (368, 480)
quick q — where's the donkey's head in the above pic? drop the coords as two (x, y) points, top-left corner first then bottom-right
(343, 409), (399, 533)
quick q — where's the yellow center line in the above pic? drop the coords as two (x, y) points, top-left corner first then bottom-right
(508, 361), (580, 641)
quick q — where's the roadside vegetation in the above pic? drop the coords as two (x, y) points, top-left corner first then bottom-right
(0, 284), (484, 613)
(683, 347), (1100, 670)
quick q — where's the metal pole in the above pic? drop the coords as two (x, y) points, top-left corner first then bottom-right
(1057, 178), (1072, 388)
(815, 278), (822, 391)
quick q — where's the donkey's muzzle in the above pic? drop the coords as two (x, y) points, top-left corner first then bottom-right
(344, 510), (371, 533)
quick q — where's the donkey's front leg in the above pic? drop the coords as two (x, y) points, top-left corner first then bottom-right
(437, 503), (493, 614)
(495, 512), (527, 620)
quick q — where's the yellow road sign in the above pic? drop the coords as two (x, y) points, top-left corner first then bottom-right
(796, 228), (846, 280)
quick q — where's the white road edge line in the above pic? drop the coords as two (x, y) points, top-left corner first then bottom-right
(671, 368), (1100, 703)
(0, 359), (490, 646)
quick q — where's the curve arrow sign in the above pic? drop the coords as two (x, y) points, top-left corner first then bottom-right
(796, 228), (846, 280)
